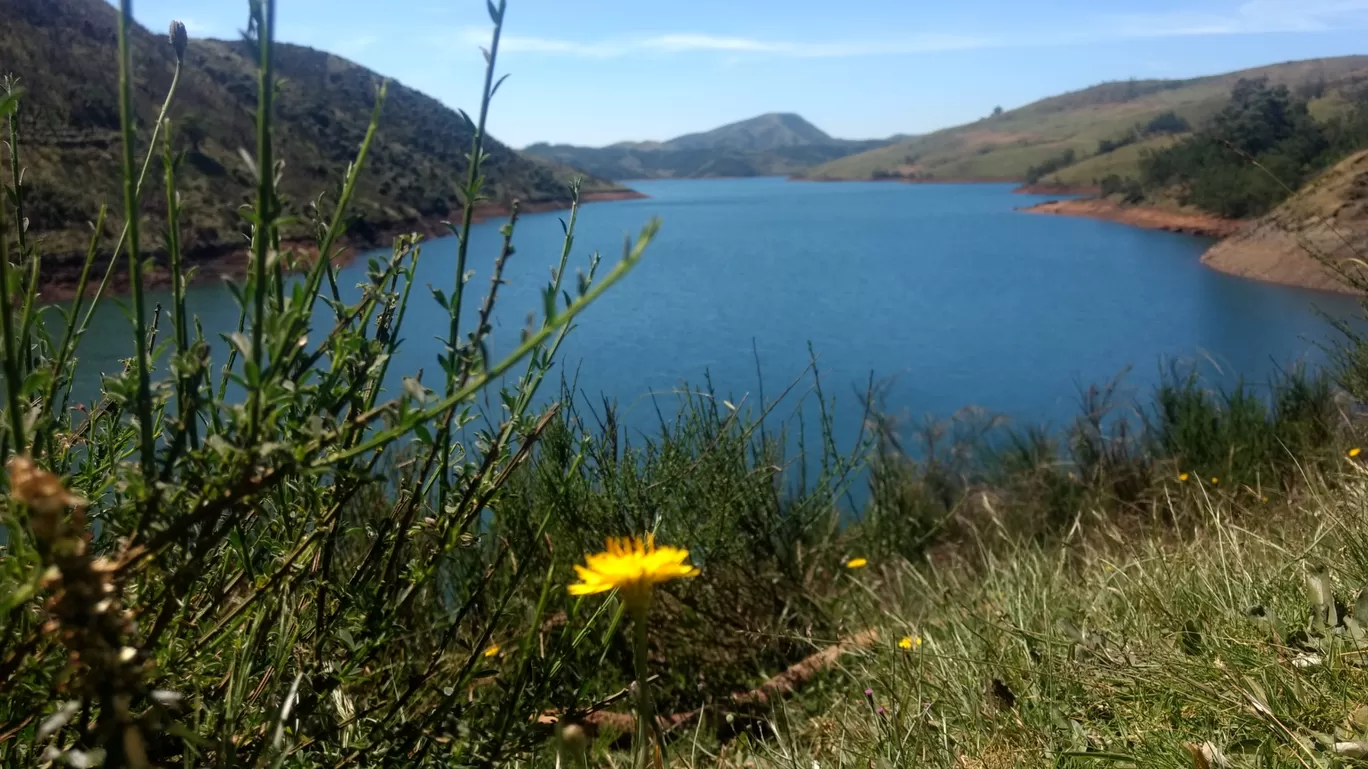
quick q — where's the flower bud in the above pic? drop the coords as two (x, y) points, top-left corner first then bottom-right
(555, 721), (588, 764)
(170, 20), (188, 63)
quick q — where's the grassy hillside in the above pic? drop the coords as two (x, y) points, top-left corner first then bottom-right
(3, 0), (624, 263)
(524, 113), (897, 180)
(802, 57), (1368, 182)
(662, 112), (835, 152)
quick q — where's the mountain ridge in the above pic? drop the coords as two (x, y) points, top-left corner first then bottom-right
(524, 113), (902, 180)
(802, 56), (1368, 184)
(3, 0), (632, 278)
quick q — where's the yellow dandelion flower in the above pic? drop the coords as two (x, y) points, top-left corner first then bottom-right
(1351, 447), (1362, 458)
(7, 456), (85, 515)
(1210, 477), (1219, 485)
(483, 644), (501, 658)
(1178, 473), (1189, 482)
(846, 558), (868, 569)
(898, 636), (922, 650)
(568, 535), (698, 608)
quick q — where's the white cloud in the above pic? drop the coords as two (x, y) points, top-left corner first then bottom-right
(458, 28), (996, 59)
(454, 1), (1368, 61)
(1108, 0), (1368, 39)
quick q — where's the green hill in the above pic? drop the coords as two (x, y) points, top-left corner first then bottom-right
(524, 113), (900, 180)
(3, 0), (626, 263)
(661, 112), (836, 152)
(800, 57), (1368, 183)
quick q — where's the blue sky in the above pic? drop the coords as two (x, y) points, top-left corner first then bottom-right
(116, 0), (1368, 147)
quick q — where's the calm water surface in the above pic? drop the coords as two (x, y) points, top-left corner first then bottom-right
(70, 178), (1363, 450)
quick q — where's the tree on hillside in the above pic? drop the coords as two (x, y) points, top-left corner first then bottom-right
(992, 106), (1004, 117)
(1139, 78), (1332, 218)
(1143, 111), (1190, 135)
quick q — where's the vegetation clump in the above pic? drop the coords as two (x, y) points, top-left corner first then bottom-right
(6, 2), (1368, 768)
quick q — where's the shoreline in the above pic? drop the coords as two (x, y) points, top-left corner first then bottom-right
(790, 175), (1022, 185)
(1019, 197), (1244, 238)
(36, 189), (648, 302)
(1012, 182), (1101, 195)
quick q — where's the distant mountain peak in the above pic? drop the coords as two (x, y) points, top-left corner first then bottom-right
(663, 113), (834, 153)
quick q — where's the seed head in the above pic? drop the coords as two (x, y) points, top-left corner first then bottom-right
(170, 20), (188, 63)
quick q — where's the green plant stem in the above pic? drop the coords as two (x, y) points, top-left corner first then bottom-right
(438, 0), (506, 515)
(74, 61), (181, 343)
(247, 0), (278, 443)
(631, 604), (654, 769)
(0, 160), (23, 457)
(316, 219), (657, 467)
(117, 0), (155, 480)
(163, 121), (196, 451)
(36, 206), (107, 456)
(6, 88), (37, 378)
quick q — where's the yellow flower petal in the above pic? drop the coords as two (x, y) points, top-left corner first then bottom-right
(845, 558), (868, 569)
(1178, 473), (1189, 482)
(483, 644), (500, 658)
(1351, 447), (1362, 458)
(898, 636), (913, 649)
(567, 536), (699, 600)
(1210, 477), (1219, 485)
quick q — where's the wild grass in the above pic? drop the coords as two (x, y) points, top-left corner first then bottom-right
(4, 2), (1368, 768)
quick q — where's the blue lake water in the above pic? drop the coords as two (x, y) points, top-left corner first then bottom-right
(68, 178), (1363, 455)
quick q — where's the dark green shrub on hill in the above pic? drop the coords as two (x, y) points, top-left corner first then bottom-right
(1144, 110), (1191, 135)
(1025, 149), (1077, 184)
(1140, 78), (1335, 217)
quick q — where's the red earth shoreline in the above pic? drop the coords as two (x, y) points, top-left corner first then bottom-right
(1018, 197), (1244, 238)
(35, 189), (648, 303)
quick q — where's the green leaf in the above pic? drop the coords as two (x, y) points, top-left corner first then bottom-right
(0, 87), (23, 118)
(491, 73), (511, 100)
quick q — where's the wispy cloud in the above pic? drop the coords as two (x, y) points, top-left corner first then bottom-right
(1105, 0), (1368, 39)
(456, 1), (1368, 60)
(457, 28), (996, 59)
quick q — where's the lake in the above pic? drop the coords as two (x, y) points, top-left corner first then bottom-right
(66, 178), (1363, 455)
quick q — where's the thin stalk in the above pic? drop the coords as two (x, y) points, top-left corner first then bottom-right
(631, 606), (655, 769)
(35, 206), (107, 456)
(438, 0), (507, 514)
(247, 0), (278, 442)
(163, 120), (196, 450)
(6, 83), (26, 261)
(315, 219), (657, 467)
(73, 62), (181, 342)
(15, 253), (37, 377)
(6, 86), (36, 377)
(117, 0), (155, 479)
(0, 156), (23, 456)
(270, 83), (387, 371)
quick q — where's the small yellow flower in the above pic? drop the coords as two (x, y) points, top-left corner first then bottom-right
(483, 644), (500, 658)
(1210, 477), (1219, 485)
(898, 636), (922, 650)
(846, 558), (868, 569)
(1351, 447), (1362, 458)
(1178, 473), (1190, 482)
(1261, 496), (1269, 503)
(568, 536), (698, 608)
